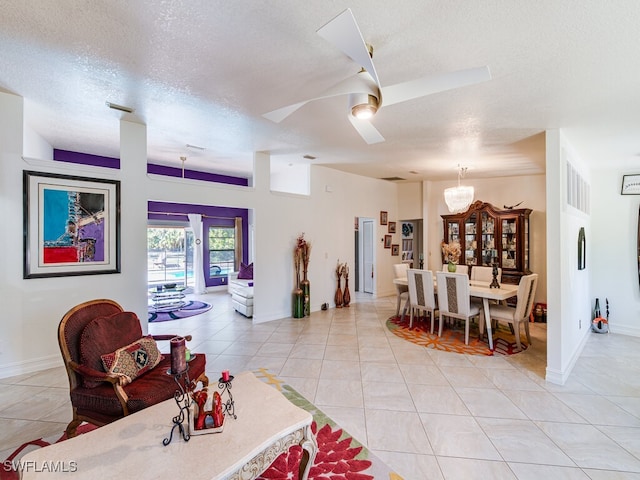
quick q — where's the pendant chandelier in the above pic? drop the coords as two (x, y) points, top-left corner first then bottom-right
(444, 165), (474, 213)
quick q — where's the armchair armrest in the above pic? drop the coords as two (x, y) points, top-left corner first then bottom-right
(152, 334), (193, 342)
(69, 360), (120, 385)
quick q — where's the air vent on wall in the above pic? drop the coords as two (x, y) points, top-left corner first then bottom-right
(380, 176), (406, 182)
(105, 101), (134, 113)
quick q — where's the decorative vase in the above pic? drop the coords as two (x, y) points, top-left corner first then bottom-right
(343, 277), (351, 307)
(293, 288), (304, 318)
(335, 276), (343, 308)
(448, 261), (457, 272)
(301, 269), (310, 317)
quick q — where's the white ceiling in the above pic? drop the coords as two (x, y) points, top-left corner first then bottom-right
(2, 1), (639, 183)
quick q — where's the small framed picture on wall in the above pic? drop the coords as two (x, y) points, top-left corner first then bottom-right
(380, 211), (388, 225)
(388, 221), (396, 233)
(384, 235), (392, 248)
(391, 244), (399, 256)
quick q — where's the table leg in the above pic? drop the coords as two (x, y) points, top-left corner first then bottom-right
(299, 424), (318, 480)
(483, 298), (494, 350)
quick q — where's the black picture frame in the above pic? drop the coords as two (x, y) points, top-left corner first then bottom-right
(621, 174), (640, 195)
(23, 170), (121, 278)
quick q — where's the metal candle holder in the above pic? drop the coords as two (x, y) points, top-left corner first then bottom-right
(489, 263), (501, 289)
(218, 375), (237, 420)
(163, 367), (191, 446)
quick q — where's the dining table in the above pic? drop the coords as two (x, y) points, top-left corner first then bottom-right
(393, 276), (518, 350)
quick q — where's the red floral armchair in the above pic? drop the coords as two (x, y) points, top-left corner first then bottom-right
(58, 298), (208, 437)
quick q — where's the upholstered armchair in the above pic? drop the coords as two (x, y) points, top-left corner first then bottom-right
(58, 298), (208, 437)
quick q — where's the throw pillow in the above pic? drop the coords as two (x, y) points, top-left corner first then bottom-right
(79, 311), (143, 388)
(237, 262), (253, 280)
(101, 336), (163, 386)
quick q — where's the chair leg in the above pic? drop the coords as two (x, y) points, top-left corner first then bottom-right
(429, 309), (435, 334)
(66, 417), (83, 438)
(524, 320), (532, 346)
(396, 294), (401, 317)
(464, 318), (470, 345)
(513, 321), (522, 351)
(409, 308), (414, 329)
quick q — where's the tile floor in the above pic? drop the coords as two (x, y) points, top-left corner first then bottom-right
(1, 291), (640, 479)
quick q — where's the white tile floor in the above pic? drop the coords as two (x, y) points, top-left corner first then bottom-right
(1, 291), (640, 479)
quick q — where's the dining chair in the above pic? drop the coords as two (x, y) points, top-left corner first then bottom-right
(470, 265), (502, 283)
(441, 264), (469, 275)
(393, 263), (410, 318)
(436, 271), (483, 345)
(486, 273), (538, 351)
(407, 269), (439, 333)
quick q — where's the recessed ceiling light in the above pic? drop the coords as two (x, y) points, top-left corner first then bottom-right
(105, 101), (134, 113)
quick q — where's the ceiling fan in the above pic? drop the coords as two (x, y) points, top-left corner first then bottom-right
(263, 8), (492, 144)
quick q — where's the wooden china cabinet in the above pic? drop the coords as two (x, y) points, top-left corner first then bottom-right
(441, 200), (532, 284)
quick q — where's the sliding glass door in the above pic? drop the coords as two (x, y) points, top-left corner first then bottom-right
(147, 226), (194, 287)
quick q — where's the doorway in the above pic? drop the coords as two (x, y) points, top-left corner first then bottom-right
(358, 217), (375, 294)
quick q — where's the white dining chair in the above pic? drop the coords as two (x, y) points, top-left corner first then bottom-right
(487, 273), (538, 351)
(436, 271), (483, 345)
(407, 269), (439, 333)
(470, 265), (502, 283)
(393, 263), (410, 318)
(441, 263), (469, 275)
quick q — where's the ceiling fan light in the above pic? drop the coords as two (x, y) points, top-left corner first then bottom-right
(351, 94), (379, 119)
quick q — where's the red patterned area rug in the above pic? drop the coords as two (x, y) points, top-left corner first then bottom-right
(1, 371), (403, 480)
(387, 315), (528, 356)
(254, 368), (403, 480)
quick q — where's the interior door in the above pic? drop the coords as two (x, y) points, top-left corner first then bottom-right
(363, 219), (374, 293)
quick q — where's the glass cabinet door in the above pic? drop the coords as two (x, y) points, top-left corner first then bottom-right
(481, 213), (496, 266)
(464, 214), (477, 265)
(447, 221), (460, 244)
(501, 218), (517, 269)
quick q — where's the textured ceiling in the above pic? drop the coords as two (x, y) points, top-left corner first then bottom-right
(1, 1), (639, 182)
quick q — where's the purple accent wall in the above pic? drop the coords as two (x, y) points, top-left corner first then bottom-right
(148, 201), (249, 288)
(54, 149), (120, 169)
(53, 149), (249, 187)
(147, 163), (248, 186)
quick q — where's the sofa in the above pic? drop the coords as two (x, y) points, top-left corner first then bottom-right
(228, 265), (254, 317)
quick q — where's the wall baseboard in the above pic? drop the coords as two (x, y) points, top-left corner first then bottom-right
(545, 327), (591, 385)
(609, 324), (640, 337)
(0, 354), (62, 380)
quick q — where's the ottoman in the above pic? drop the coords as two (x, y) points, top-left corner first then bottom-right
(232, 286), (254, 317)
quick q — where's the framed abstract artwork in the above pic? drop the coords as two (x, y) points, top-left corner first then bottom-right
(23, 170), (121, 278)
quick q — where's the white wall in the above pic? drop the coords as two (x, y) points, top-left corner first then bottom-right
(398, 182), (422, 220)
(0, 92), (400, 376)
(545, 129), (592, 385)
(590, 167), (640, 337)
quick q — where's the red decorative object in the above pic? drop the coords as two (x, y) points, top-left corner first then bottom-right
(193, 389), (208, 430)
(213, 391), (224, 427)
(222, 370), (230, 382)
(257, 421), (373, 480)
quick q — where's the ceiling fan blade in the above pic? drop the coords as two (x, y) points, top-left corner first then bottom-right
(263, 73), (379, 123)
(348, 115), (385, 144)
(317, 8), (380, 88)
(381, 66), (491, 107)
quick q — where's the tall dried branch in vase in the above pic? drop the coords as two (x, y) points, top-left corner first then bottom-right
(341, 263), (351, 307)
(296, 233), (311, 317)
(334, 260), (343, 308)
